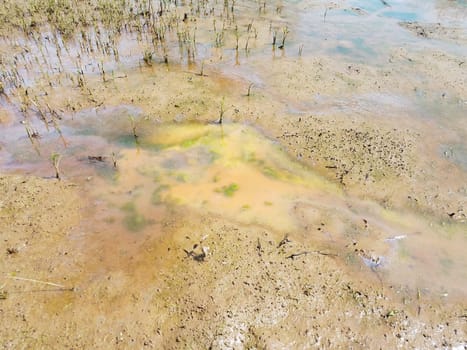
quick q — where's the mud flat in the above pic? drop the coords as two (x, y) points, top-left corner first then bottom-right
(1, 178), (466, 349)
(1, 0), (467, 348)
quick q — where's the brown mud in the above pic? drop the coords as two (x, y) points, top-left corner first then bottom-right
(1, 0), (467, 348)
(1, 179), (466, 348)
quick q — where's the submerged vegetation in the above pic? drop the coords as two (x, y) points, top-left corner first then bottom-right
(0, 0), (287, 156)
(50, 152), (61, 179)
(121, 201), (149, 231)
(217, 182), (239, 197)
(0, 0), (279, 87)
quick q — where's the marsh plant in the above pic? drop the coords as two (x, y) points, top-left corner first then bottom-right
(198, 60), (206, 76)
(279, 26), (289, 49)
(128, 115), (138, 139)
(51, 152), (62, 180)
(143, 49), (154, 66)
(217, 98), (226, 124)
(246, 83), (254, 97)
(0, 0), (294, 158)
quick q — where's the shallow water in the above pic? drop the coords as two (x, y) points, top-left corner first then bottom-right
(1, 0), (466, 298)
(83, 121), (467, 295)
(5, 113), (466, 295)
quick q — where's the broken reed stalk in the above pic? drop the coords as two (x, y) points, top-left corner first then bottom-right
(143, 49), (153, 66)
(46, 103), (68, 147)
(30, 98), (49, 131)
(51, 152), (62, 180)
(279, 26), (289, 49)
(99, 60), (106, 82)
(23, 121), (38, 144)
(112, 151), (117, 168)
(129, 116), (138, 141)
(199, 60), (205, 76)
(218, 98), (225, 124)
(247, 83), (253, 97)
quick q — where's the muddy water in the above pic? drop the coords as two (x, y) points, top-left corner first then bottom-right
(98, 122), (467, 296)
(5, 113), (463, 296)
(1, 0), (466, 305)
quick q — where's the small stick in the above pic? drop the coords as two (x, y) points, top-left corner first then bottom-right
(6, 276), (73, 290)
(286, 250), (337, 259)
(286, 251), (310, 259)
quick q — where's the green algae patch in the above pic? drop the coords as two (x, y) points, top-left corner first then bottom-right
(121, 202), (148, 232)
(216, 183), (239, 197)
(151, 185), (170, 205)
(111, 123), (343, 233)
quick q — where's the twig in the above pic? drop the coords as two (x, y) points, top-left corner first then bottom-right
(286, 251), (310, 259)
(6, 276), (73, 290)
(183, 247), (208, 262)
(286, 250), (337, 259)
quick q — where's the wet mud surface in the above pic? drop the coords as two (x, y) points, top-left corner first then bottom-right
(1, 0), (467, 348)
(1, 184), (466, 348)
